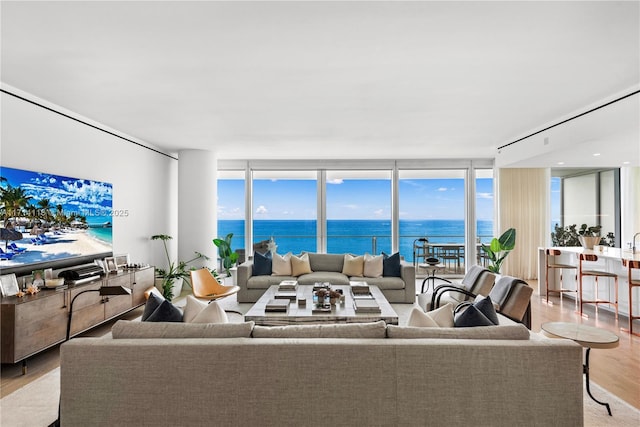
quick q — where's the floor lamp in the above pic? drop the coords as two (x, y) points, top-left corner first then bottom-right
(50, 285), (132, 427)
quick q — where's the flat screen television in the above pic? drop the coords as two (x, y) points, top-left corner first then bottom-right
(0, 166), (113, 277)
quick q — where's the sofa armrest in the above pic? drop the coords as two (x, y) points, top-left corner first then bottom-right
(237, 260), (253, 288)
(400, 261), (415, 297)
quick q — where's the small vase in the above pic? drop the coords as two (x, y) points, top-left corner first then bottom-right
(579, 236), (601, 250)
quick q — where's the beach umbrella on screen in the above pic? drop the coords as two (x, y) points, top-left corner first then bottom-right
(0, 228), (23, 250)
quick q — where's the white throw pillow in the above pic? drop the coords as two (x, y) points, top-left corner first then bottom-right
(407, 303), (454, 328)
(291, 253), (312, 276)
(342, 254), (364, 277)
(191, 300), (229, 324)
(363, 253), (383, 278)
(182, 295), (207, 323)
(272, 252), (293, 276)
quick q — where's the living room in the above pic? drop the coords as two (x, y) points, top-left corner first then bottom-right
(1, 1), (639, 425)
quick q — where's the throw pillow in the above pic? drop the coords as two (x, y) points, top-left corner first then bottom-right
(144, 299), (184, 322)
(342, 254), (364, 277)
(182, 295), (207, 323)
(363, 253), (383, 278)
(271, 252), (292, 276)
(252, 251), (272, 276)
(142, 292), (164, 321)
(407, 303), (454, 328)
(474, 295), (499, 325)
(291, 253), (312, 276)
(191, 300), (229, 324)
(454, 305), (496, 327)
(381, 252), (402, 277)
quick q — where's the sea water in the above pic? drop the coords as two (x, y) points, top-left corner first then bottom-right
(218, 219), (493, 262)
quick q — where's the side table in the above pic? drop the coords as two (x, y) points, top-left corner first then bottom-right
(541, 321), (619, 416)
(418, 263), (447, 293)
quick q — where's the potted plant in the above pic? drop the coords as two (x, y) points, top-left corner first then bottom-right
(577, 224), (603, 249)
(213, 233), (239, 278)
(151, 234), (209, 301)
(481, 228), (516, 274)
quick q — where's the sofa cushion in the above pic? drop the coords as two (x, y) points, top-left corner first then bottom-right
(272, 252), (292, 276)
(251, 320), (387, 338)
(342, 254), (364, 277)
(360, 276), (405, 290)
(363, 253), (383, 278)
(252, 251), (272, 276)
(111, 320), (254, 339)
(386, 324), (530, 340)
(306, 253), (346, 272)
(407, 303), (454, 328)
(144, 298), (183, 323)
(291, 253), (313, 276)
(247, 275), (294, 289)
(183, 295), (229, 324)
(297, 272), (351, 286)
(382, 252), (402, 277)
(142, 292), (164, 321)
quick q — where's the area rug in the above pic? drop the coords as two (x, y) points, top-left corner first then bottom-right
(1, 366), (638, 426)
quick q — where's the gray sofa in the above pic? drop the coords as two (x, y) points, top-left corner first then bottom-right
(237, 252), (416, 303)
(59, 320), (584, 426)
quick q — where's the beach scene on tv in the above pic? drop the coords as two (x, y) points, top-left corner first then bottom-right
(0, 166), (113, 268)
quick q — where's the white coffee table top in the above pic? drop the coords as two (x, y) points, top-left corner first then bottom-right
(245, 283), (399, 326)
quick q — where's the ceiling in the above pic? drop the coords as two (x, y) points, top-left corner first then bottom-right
(1, 1), (639, 166)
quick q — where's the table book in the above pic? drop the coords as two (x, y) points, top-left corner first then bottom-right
(354, 299), (381, 313)
(265, 299), (290, 312)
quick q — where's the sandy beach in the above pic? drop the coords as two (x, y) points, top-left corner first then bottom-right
(0, 230), (111, 267)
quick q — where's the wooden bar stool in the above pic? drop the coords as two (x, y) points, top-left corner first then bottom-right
(578, 253), (618, 319)
(622, 259), (640, 336)
(545, 249), (577, 304)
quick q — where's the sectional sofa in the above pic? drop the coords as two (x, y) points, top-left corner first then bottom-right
(59, 320), (583, 426)
(237, 252), (416, 303)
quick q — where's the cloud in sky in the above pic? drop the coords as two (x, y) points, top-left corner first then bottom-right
(327, 179), (343, 184)
(477, 192), (493, 199)
(255, 205), (268, 214)
(373, 209), (383, 216)
(344, 204), (358, 210)
(437, 187), (448, 192)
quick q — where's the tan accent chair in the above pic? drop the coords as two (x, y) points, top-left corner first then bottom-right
(190, 268), (240, 302)
(544, 249), (577, 303)
(622, 259), (640, 336)
(578, 253), (618, 319)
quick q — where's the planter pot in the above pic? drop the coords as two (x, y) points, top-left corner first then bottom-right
(229, 267), (238, 286)
(579, 236), (601, 250)
(155, 277), (184, 300)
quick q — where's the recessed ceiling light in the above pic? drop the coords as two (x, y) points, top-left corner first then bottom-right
(623, 161), (630, 165)
(557, 161), (565, 165)
(593, 153), (601, 157)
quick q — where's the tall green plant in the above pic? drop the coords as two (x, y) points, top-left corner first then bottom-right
(213, 232), (239, 276)
(151, 234), (208, 300)
(481, 228), (516, 274)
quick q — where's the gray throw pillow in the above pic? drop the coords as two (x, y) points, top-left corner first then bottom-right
(141, 292), (163, 321)
(145, 299), (183, 322)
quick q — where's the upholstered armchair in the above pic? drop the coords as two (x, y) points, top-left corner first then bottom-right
(417, 265), (496, 312)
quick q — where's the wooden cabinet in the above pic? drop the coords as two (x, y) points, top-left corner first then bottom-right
(1, 266), (154, 365)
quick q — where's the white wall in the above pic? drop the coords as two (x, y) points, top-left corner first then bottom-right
(0, 89), (178, 270)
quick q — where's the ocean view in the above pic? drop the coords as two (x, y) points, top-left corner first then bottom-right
(219, 219), (493, 262)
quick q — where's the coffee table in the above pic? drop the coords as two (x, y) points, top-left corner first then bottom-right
(541, 321), (620, 416)
(244, 284), (399, 326)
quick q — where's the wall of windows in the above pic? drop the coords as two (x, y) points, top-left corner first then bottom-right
(217, 160), (495, 272)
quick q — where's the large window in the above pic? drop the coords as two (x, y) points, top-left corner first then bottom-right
(252, 171), (317, 254)
(325, 170), (391, 255)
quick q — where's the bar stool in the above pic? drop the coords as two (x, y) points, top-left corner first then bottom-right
(544, 249), (577, 304)
(578, 253), (618, 319)
(622, 259), (640, 336)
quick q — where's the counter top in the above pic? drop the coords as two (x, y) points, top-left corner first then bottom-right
(541, 246), (640, 262)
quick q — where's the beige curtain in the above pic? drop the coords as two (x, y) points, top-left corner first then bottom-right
(497, 168), (547, 279)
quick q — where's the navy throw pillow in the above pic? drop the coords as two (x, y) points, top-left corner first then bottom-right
(454, 305), (495, 327)
(252, 251), (272, 276)
(474, 295), (499, 325)
(144, 299), (183, 322)
(142, 292), (163, 321)
(382, 252), (402, 277)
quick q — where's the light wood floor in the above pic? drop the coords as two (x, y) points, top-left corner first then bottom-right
(2, 283), (639, 409)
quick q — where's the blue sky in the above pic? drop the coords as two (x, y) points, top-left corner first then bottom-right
(218, 177), (495, 220)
